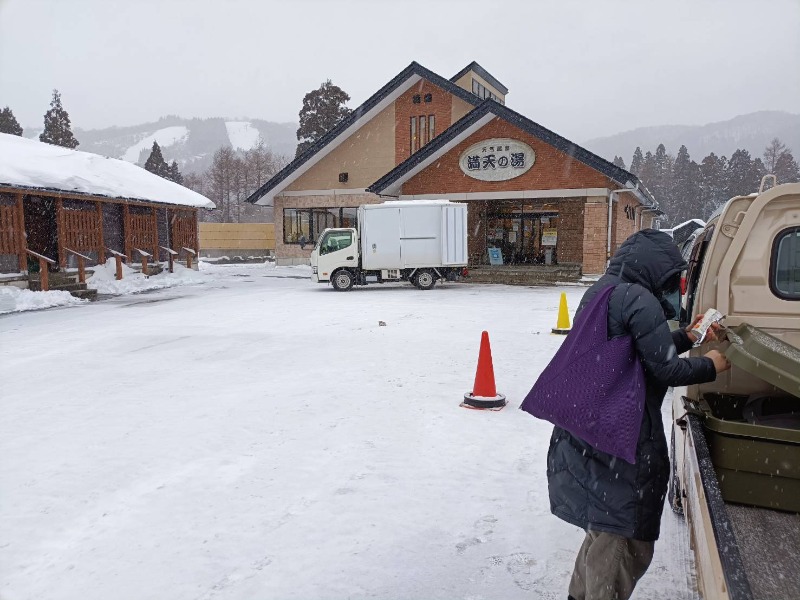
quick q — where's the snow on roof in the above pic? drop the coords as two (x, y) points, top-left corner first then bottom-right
(0, 133), (215, 209)
(660, 219), (706, 236)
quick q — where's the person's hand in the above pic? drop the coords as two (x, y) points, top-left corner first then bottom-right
(704, 349), (731, 373)
(686, 313), (722, 343)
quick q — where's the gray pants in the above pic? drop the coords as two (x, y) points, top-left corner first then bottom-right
(568, 530), (655, 600)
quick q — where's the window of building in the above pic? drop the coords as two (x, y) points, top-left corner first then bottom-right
(412, 94), (421, 104)
(283, 207), (360, 245)
(428, 115), (435, 140)
(410, 116), (417, 155)
(424, 93), (432, 103)
(771, 226), (800, 300)
(419, 114), (427, 147)
(341, 207), (357, 228)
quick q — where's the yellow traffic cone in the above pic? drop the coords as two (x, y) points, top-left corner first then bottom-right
(551, 292), (571, 335)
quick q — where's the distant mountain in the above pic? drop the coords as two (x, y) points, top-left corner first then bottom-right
(24, 116), (297, 174)
(584, 111), (800, 166)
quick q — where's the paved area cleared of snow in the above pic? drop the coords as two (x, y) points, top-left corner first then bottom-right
(0, 263), (698, 600)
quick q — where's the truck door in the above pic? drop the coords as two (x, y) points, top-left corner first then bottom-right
(362, 207), (401, 270)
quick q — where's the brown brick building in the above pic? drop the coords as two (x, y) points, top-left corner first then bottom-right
(247, 61), (661, 275)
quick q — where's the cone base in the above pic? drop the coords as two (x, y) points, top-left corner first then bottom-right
(462, 392), (507, 410)
(551, 328), (571, 335)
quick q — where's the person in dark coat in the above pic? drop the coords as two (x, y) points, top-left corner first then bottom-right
(547, 229), (730, 600)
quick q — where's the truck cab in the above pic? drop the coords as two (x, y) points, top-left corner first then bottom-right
(670, 180), (800, 599)
(310, 228), (358, 286)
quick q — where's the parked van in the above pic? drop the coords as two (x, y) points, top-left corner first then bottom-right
(670, 179), (800, 599)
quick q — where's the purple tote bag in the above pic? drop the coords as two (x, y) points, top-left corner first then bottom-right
(520, 285), (645, 464)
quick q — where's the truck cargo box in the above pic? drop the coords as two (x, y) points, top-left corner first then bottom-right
(358, 200), (467, 271)
(686, 324), (800, 512)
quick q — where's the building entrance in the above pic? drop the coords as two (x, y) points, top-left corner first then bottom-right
(485, 202), (559, 265)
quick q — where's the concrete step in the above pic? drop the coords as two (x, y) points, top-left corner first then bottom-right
(465, 263), (583, 286)
(69, 288), (98, 301)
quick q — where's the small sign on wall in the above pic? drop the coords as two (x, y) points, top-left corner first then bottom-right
(459, 138), (536, 182)
(541, 228), (558, 246)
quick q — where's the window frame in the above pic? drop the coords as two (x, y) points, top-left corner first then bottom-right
(282, 207), (358, 245)
(410, 116), (417, 155)
(419, 114), (427, 147)
(769, 226), (800, 300)
(428, 114), (435, 140)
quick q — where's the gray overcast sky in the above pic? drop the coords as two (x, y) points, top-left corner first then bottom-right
(1, 0), (798, 142)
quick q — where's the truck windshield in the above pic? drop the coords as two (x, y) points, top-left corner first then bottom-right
(319, 230), (353, 255)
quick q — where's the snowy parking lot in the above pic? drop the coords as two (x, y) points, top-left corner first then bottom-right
(1, 263), (697, 600)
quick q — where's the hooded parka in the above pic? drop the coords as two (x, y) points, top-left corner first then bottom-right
(547, 229), (717, 542)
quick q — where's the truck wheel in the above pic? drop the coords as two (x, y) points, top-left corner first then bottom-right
(669, 426), (684, 516)
(413, 269), (436, 290)
(331, 270), (354, 292)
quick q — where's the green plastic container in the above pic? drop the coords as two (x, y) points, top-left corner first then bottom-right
(695, 325), (800, 512)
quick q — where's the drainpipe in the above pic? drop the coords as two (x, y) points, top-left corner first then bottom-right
(607, 188), (639, 268)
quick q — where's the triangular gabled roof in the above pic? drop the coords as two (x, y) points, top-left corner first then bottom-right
(367, 99), (659, 210)
(246, 62), (482, 206)
(450, 61), (508, 95)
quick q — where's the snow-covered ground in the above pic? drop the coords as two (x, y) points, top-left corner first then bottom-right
(0, 264), (697, 600)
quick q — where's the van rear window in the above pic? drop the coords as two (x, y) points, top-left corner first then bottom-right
(771, 227), (800, 300)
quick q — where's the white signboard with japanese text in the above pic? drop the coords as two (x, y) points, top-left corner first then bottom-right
(459, 138), (535, 181)
(541, 228), (558, 246)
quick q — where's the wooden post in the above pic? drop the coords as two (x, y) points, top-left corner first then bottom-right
(16, 193), (27, 272)
(39, 258), (49, 291)
(141, 255), (148, 277)
(151, 207), (159, 264)
(186, 252), (192, 270)
(193, 209), (199, 256)
(77, 256), (86, 283)
(168, 252), (174, 273)
(56, 197), (65, 269)
(123, 203), (131, 262)
(115, 255), (123, 280)
(96, 201), (105, 264)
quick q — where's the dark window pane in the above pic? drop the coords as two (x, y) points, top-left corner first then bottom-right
(773, 227), (800, 299)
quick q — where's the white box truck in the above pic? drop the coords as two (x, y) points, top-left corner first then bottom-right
(310, 200), (468, 291)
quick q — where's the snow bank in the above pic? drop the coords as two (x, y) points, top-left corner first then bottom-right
(0, 133), (214, 209)
(0, 285), (85, 314)
(87, 259), (208, 295)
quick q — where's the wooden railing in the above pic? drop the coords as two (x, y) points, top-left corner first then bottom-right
(133, 247), (152, 276)
(181, 247), (196, 270)
(26, 249), (56, 291)
(160, 246), (178, 273)
(64, 247), (92, 284)
(106, 248), (126, 281)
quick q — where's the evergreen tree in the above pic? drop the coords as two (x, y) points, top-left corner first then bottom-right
(698, 153), (727, 217)
(630, 147), (644, 175)
(168, 160), (184, 185)
(639, 150), (656, 190)
(725, 149), (763, 199)
(763, 138), (787, 173)
(774, 150), (800, 183)
(670, 145), (700, 225)
(144, 141), (170, 177)
(0, 106), (23, 136)
(652, 143), (671, 203)
(39, 89), (79, 148)
(295, 79), (352, 157)
(612, 156), (626, 169)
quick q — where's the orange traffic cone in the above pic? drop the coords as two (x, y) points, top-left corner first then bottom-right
(551, 292), (571, 335)
(462, 331), (507, 410)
